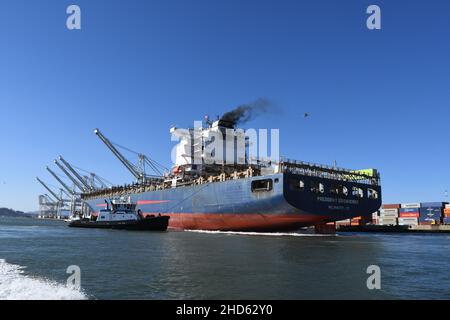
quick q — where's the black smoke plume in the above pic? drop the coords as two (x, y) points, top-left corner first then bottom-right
(220, 98), (271, 125)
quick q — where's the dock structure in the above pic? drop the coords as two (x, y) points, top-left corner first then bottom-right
(38, 194), (58, 219)
(337, 224), (450, 233)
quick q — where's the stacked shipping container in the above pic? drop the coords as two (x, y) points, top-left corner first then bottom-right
(419, 202), (446, 225)
(379, 204), (399, 225)
(444, 204), (450, 224)
(398, 203), (420, 226)
(362, 202), (449, 226)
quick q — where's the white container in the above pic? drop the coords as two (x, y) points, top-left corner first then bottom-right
(380, 208), (398, 214)
(398, 217), (418, 226)
(378, 218), (397, 226)
(372, 212), (379, 218)
(380, 212), (398, 218)
(445, 204), (450, 209)
(401, 203), (421, 208)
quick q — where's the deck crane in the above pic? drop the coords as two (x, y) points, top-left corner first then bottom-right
(54, 159), (86, 192)
(94, 128), (145, 183)
(94, 128), (167, 183)
(58, 156), (93, 191)
(36, 177), (62, 202)
(46, 166), (77, 196)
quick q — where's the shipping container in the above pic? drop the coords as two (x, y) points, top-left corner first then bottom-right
(381, 208), (398, 214)
(420, 202), (447, 208)
(382, 204), (400, 209)
(399, 212), (419, 218)
(443, 208), (450, 217)
(378, 217), (397, 222)
(419, 207), (442, 223)
(443, 217), (450, 225)
(380, 209), (398, 217)
(401, 203), (421, 208)
(446, 204), (450, 209)
(399, 208), (419, 213)
(378, 219), (397, 226)
(398, 217), (418, 226)
(380, 213), (398, 218)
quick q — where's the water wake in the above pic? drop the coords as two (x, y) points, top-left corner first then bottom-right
(185, 230), (336, 237)
(0, 259), (88, 300)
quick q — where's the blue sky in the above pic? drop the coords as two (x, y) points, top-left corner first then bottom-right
(1, 0), (449, 211)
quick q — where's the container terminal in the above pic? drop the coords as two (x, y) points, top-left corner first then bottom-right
(336, 202), (450, 233)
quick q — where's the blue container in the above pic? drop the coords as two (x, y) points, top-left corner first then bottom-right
(443, 217), (450, 225)
(419, 207), (442, 222)
(400, 208), (420, 213)
(420, 202), (447, 208)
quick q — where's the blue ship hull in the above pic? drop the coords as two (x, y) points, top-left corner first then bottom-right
(85, 173), (381, 231)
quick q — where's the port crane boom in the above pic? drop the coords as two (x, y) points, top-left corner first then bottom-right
(60, 188), (72, 199)
(58, 156), (92, 191)
(36, 177), (61, 202)
(43, 194), (56, 204)
(94, 128), (143, 182)
(55, 159), (86, 192)
(46, 166), (76, 196)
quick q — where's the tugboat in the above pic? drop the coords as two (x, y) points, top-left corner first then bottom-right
(68, 197), (169, 231)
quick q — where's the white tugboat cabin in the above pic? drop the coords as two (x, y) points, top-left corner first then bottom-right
(98, 197), (141, 222)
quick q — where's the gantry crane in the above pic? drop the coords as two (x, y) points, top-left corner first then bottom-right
(58, 156), (92, 191)
(54, 159), (86, 192)
(36, 177), (62, 202)
(94, 128), (167, 183)
(94, 128), (143, 182)
(46, 166), (77, 196)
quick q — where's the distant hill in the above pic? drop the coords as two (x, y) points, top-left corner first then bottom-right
(0, 208), (34, 218)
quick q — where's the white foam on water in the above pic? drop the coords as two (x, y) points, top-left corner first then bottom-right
(0, 259), (88, 300)
(185, 230), (336, 237)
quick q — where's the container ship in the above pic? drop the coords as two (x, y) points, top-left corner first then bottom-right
(77, 118), (382, 232)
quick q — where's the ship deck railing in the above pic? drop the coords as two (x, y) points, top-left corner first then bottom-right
(279, 157), (380, 186)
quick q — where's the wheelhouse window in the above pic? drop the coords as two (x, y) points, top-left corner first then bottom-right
(251, 179), (273, 192)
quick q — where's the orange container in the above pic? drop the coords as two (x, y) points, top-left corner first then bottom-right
(443, 208), (450, 217)
(382, 204), (401, 209)
(400, 212), (420, 218)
